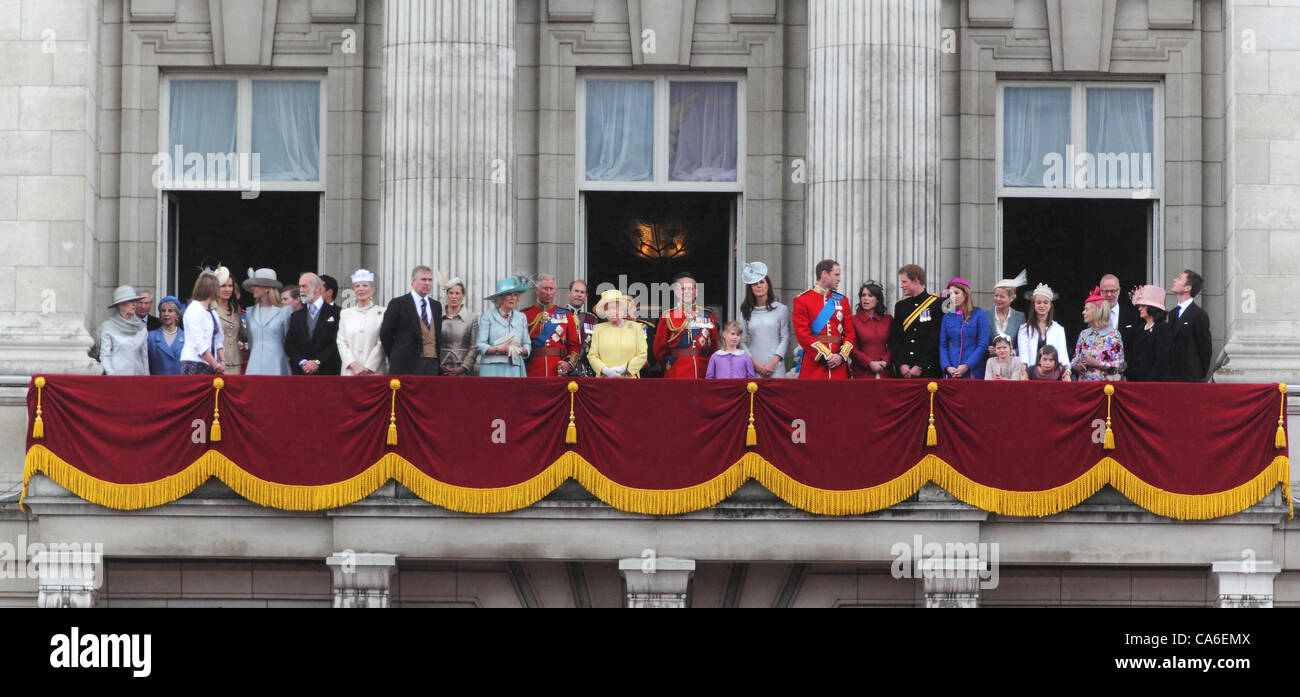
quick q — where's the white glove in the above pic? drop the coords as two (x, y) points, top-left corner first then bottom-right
(601, 367), (621, 378)
(612, 365), (627, 376)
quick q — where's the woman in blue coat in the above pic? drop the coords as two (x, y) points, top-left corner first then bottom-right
(147, 295), (186, 375)
(939, 278), (988, 379)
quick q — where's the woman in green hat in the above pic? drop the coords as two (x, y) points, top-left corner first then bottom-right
(475, 276), (532, 378)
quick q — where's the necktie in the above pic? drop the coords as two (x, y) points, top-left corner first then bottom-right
(1171, 306), (1181, 324)
(308, 304), (318, 334)
(420, 298), (429, 327)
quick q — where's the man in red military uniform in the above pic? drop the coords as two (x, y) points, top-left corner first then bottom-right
(653, 272), (717, 379)
(793, 259), (856, 379)
(524, 274), (582, 377)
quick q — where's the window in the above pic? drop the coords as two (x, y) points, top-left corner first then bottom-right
(160, 74), (326, 190)
(998, 82), (1160, 196)
(578, 75), (743, 191)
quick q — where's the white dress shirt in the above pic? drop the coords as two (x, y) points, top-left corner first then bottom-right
(181, 301), (224, 364)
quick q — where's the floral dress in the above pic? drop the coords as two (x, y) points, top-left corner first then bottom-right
(1071, 326), (1125, 381)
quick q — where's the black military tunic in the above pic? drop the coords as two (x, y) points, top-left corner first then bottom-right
(889, 293), (944, 378)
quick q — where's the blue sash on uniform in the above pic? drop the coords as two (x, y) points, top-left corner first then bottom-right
(810, 293), (845, 335)
(533, 308), (567, 348)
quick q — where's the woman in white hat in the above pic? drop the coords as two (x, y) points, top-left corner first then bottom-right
(986, 270), (1027, 356)
(1016, 283), (1071, 369)
(243, 268), (292, 376)
(213, 266), (246, 374)
(739, 261), (791, 378)
(337, 269), (387, 376)
(587, 290), (647, 378)
(475, 276), (532, 377)
(98, 285), (149, 375)
(1124, 285), (1171, 382)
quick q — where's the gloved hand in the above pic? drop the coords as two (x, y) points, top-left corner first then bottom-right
(601, 367), (622, 378)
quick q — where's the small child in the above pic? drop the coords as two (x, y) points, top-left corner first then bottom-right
(706, 321), (756, 379)
(1028, 344), (1071, 382)
(984, 334), (1028, 380)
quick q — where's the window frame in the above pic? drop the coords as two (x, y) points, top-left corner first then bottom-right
(576, 73), (746, 193)
(158, 72), (328, 193)
(995, 80), (1163, 200)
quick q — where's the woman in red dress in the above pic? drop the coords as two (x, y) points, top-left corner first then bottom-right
(849, 281), (892, 378)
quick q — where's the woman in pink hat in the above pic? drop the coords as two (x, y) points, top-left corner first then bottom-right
(938, 278), (988, 379)
(1071, 287), (1126, 382)
(1124, 285), (1172, 382)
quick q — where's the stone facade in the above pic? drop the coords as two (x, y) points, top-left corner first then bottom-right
(0, 0), (1297, 607)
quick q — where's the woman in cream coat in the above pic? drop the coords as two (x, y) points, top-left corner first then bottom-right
(338, 269), (387, 375)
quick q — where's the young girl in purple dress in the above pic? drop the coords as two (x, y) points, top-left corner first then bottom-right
(706, 321), (757, 379)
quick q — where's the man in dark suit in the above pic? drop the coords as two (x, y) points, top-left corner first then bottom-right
(1167, 269), (1212, 382)
(285, 272), (342, 375)
(379, 265), (443, 376)
(1099, 274), (1141, 359)
(890, 264), (943, 378)
(134, 290), (163, 331)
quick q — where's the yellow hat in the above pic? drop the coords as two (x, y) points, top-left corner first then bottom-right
(594, 289), (632, 319)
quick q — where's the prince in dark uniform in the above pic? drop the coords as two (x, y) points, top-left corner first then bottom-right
(889, 264), (943, 379)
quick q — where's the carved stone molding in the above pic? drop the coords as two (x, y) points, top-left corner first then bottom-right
(1046, 0), (1117, 72)
(129, 0), (178, 22)
(628, 0), (698, 66)
(309, 0), (358, 23)
(547, 0), (595, 23)
(210, 0), (280, 67)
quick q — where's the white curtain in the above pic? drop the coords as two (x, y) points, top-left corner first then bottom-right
(1002, 87), (1071, 188)
(252, 81), (321, 182)
(585, 81), (654, 182)
(669, 82), (738, 182)
(1087, 88), (1154, 188)
(169, 81), (238, 182)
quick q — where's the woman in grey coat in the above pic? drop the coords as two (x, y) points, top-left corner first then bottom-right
(986, 270), (1027, 359)
(739, 262), (791, 378)
(99, 285), (150, 375)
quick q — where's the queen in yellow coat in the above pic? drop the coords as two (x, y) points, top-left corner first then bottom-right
(587, 290), (647, 378)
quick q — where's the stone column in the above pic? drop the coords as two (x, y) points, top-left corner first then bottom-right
(35, 546), (103, 608)
(0, 0), (101, 376)
(805, 0), (941, 291)
(380, 0), (516, 306)
(618, 557), (695, 608)
(1211, 560), (1278, 608)
(326, 552), (397, 608)
(920, 558), (984, 608)
(1218, 2), (1300, 387)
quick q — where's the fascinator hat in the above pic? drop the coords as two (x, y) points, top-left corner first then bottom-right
(742, 261), (769, 286)
(1029, 283), (1058, 301)
(994, 269), (1028, 292)
(1130, 284), (1166, 312)
(242, 268), (283, 291)
(350, 268), (375, 286)
(485, 275), (534, 301)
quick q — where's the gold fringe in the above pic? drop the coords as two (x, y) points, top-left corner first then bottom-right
(565, 381), (578, 445)
(745, 382), (758, 447)
(1277, 383), (1288, 449)
(925, 381), (938, 447)
(18, 446), (1292, 521)
(32, 376), (46, 440)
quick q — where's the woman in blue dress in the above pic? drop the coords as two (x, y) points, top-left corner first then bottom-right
(938, 277), (989, 379)
(242, 268), (293, 376)
(147, 295), (185, 375)
(476, 276), (532, 378)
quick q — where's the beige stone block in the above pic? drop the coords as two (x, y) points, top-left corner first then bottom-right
(0, 86), (17, 129)
(49, 131), (86, 176)
(14, 265), (83, 312)
(1233, 184), (1300, 230)
(1061, 570), (1132, 603)
(0, 176), (15, 219)
(1231, 139), (1270, 185)
(1270, 230), (1300, 275)
(0, 1), (19, 40)
(19, 86), (86, 131)
(20, 0), (91, 42)
(0, 221), (50, 265)
(0, 265), (13, 311)
(0, 40), (53, 86)
(0, 131), (49, 175)
(105, 562), (182, 597)
(17, 176), (83, 221)
(52, 40), (89, 86)
(983, 568), (1062, 605)
(1233, 5), (1300, 52)
(1269, 140), (1300, 185)
(1233, 95), (1300, 140)
(251, 565), (332, 597)
(47, 220), (83, 266)
(1232, 49), (1269, 96)
(1132, 570), (1210, 604)
(180, 562), (254, 596)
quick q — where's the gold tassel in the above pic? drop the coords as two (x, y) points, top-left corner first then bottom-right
(387, 379), (401, 447)
(925, 382), (938, 447)
(745, 382), (758, 447)
(1274, 384), (1284, 449)
(31, 376), (45, 440)
(1103, 384), (1115, 451)
(210, 378), (224, 443)
(565, 381), (578, 445)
